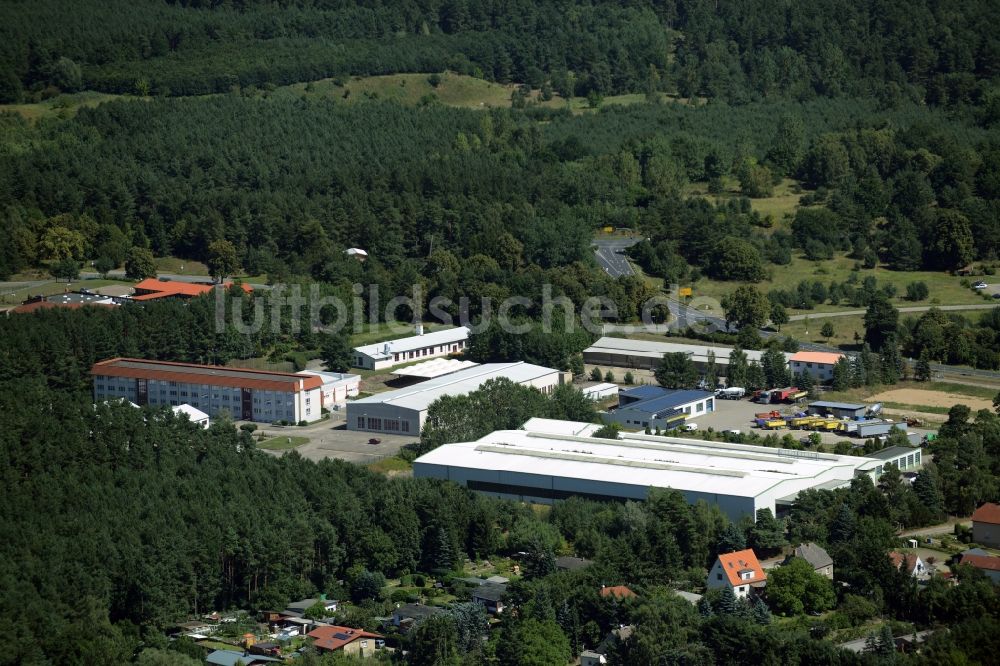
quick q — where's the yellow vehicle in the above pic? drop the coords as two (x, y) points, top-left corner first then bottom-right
(788, 416), (816, 429)
(764, 419), (786, 430)
(821, 420), (843, 431)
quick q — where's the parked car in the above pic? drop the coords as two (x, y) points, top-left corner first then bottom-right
(972, 281), (987, 289)
(682, 423), (698, 431)
(368, 437), (381, 445)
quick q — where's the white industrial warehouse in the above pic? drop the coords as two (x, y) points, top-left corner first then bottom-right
(583, 336), (780, 372)
(352, 326), (470, 370)
(346, 362), (560, 434)
(413, 418), (884, 519)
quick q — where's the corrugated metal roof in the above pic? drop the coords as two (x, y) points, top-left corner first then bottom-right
(622, 389), (715, 415)
(809, 401), (867, 411)
(414, 420), (880, 499)
(353, 326), (470, 360)
(392, 358), (479, 378)
(585, 337), (773, 364)
(352, 362), (558, 412)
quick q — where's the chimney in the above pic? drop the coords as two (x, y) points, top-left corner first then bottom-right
(415, 323), (424, 336)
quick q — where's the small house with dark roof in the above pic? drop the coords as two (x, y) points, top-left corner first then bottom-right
(788, 542), (834, 579)
(391, 603), (443, 632)
(707, 549), (766, 598)
(971, 502), (1000, 548)
(555, 556), (594, 572)
(470, 583), (507, 614)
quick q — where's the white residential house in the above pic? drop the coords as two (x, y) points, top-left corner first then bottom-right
(707, 549), (767, 598)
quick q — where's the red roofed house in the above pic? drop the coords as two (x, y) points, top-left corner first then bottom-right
(306, 625), (383, 657)
(889, 551), (926, 577)
(599, 585), (637, 600)
(789, 351), (845, 383)
(971, 502), (1000, 548)
(131, 278), (252, 301)
(958, 553), (1000, 583)
(707, 549), (766, 598)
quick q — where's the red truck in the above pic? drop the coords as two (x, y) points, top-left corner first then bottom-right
(770, 387), (805, 403)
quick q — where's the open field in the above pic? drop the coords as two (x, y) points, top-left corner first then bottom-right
(689, 252), (988, 316)
(868, 388), (993, 412)
(0, 278), (132, 305)
(776, 314), (865, 348)
(153, 256), (209, 276)
(348, 320), (452, 348)
(0, 91), (134, 120)
(1, 72), (657, 123)
(368, 456), (413, 476)
(257, 435), (310, 450)
(686, 177), (804, 222)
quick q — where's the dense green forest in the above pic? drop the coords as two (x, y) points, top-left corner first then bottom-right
(4, 1), (1000, 663)
(1, 306), (1000, 664)
(2, 0), (998, 103)
(2, 95), (999, 302)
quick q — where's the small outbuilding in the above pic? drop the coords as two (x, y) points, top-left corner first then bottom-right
(808, 401), (867, 419)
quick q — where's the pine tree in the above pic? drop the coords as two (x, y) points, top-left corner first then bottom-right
(915, 349), (931, 381)
(715, 586), (739, 616)
(750, 594), (772, 625)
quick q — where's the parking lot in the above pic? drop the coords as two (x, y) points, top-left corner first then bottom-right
(253, 413), (418, 464)
(678, 398), (855, 446)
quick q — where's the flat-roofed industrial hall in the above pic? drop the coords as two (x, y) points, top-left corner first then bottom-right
(414, 418), (886, 519)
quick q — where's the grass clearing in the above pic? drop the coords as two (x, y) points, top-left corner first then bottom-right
(258, 435), (309, 450)
(685, 177), (804, 222)
(689, 252), (988, 316)
(276, 72), (657, 113)
(368, 456), (413, 475)
(0, 91), (134, 121)
(349, 320), (452, 348)
(154, 256), (209, 276)
(0, 278), (132, 305)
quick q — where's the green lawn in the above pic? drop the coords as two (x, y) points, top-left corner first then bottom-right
(368, 456), (413, 474)
(0, 278), (132, 305)
(685, 177), (804, 223)
(349, 320), (452, 348)
(257, 436), (309, 450)
(690, 252), (987, 316)
(0, 91), (134, 121)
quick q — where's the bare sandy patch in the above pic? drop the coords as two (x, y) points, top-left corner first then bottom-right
(869, 388), (992, 411)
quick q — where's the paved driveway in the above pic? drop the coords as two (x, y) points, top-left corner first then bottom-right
(255, 414), (418, 463)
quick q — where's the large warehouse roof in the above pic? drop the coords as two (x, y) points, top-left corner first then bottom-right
(584, 337), (774, 365)
(91, 358), (323, 392)
(354, 326), (470, 361)
(392, 358), (479, 379)
(416, 419), (880, 500)
(351, 362), (558, 412)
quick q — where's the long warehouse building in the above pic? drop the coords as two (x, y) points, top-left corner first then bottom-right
(347, 362), (560, 435)
(583, 336), (779, 372)
(414, 418), (883, 520)
(91, 358), (358, 424)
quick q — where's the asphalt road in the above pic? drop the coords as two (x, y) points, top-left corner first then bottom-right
(592, 238), (641, 277)
(787, 303), (997, 321)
